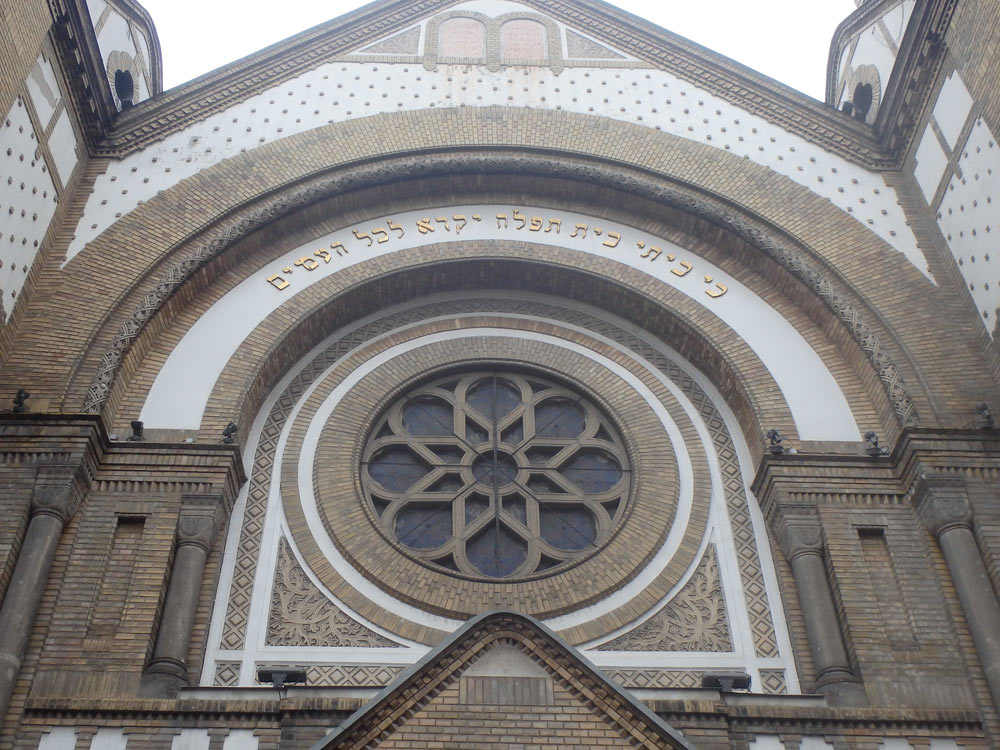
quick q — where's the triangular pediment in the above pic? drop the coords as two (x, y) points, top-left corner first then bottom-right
(312, 612), (694, 750)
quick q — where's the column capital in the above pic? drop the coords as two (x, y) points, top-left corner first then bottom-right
(776, 516), (825, 561)
(175, 494), (224, 552)
(29, 471), (82, 524)
(913, 473), (973, 538)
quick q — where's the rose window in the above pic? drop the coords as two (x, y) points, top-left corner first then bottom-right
(361, 371), (630, 579)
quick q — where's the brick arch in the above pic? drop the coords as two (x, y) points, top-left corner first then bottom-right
(68, 163), (916, 446)
(33, 114), (934, 437)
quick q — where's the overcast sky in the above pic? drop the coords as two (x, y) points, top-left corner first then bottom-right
(139, 0), (857, 100)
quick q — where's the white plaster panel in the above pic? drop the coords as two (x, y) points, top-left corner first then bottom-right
(86, 0), (108, 23)
(140, 204), (859, 440)
(799, 739), (834, 750)
(878, 740), (914, 750)
(838, 1), (914, 109)
(67, 59), (931, 280)
(133, 25), (151, 74)
(884, 0), (916, 46)
(933, 72), (973, 149)
(90, 729), (127, 750)
(927, 741), (959, 750)
(38, 728), (76, 750)
(748, 736), (784, 750)
(170, 730), (210, 750)
(97, 10), (139, 64)
(938, 117), (1000, 335)
(847, 21), (899, 95)
(0, 98), (58, 322)
(48, 110), (78, 187)
(222, 731), (257, 750)
(914, 124), (948, 202)
(26, 54), (61, 129)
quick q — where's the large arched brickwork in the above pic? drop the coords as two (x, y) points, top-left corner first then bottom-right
(9, 108), (993, 436)
(77, 178), (889, 450)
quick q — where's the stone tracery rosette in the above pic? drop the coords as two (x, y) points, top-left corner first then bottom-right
(361, 370), (631, 580)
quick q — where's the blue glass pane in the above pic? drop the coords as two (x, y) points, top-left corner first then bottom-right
(540, 505), (596, 551)
(466, 418), (488, 445)
(503, 494), (527, 524)
(501, 419), (524, 445)
(431, 446), (465, 464)
(426, 473), (464, 493)
(402, 397), (453, 436)
(527, 473), (566, 494)
(472, 452), (517, 487)
(369, 447), (429, 491)
(466, 524), (527, 577)
(562, 450), (622, 493)
(395, 506), (451, 549)
(525, 446), (560, 466)
(465, 493), (490, 524)
(535, 399), (585, 438)
(467, 378), (522, 420)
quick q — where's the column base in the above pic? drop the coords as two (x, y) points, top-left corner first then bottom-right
(139, 657), (188, 698)
(815, 669), (867, 706)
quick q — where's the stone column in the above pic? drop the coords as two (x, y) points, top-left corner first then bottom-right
(141, 502), (220, 697)
(915, 474), (1000, 711)
(0, 475), (80, 720)
(777, 518), (866, 705)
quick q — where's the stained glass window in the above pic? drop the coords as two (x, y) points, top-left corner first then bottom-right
(361, 371), (630, 578)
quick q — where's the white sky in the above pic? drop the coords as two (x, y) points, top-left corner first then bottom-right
(139, 0), (857, 100)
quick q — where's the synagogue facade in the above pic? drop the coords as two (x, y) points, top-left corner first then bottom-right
(1, 0), (1000, 748)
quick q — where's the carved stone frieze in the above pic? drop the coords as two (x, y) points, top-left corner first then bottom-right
(598, 545), (732, 652)
(82, 154), (918, 432)
(266, 539), (400, 648)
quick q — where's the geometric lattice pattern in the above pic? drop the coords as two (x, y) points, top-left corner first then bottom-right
(260, 664), (407, 687)
(758, 669), (788, 695)
(603, 669), (706, 689)
(214, 662), (241, 687)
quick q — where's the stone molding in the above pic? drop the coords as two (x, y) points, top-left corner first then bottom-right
(597, 544), (733, 652)
(81, 152), (919, 432)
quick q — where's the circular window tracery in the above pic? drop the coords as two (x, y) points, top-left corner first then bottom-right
(361, 371), (631, 579)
